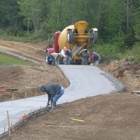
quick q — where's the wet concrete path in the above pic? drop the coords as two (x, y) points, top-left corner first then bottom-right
(0, 65), (125, 135)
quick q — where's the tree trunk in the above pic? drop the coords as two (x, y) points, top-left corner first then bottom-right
(27, 19), (29, 34)
(97, 4), (101, 28)
(127, 0), (129, 34)
(32, 11), (38, 37)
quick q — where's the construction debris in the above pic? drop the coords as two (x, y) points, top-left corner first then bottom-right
(70, 118), (84, 122)
(0, 85), (18, 93)
(131, 90), (140, 94)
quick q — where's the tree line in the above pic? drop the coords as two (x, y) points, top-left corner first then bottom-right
(0, 0), (140, 49)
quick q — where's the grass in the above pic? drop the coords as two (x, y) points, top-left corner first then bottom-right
(0, 54), (32, 66)
(0, 28), (50, 43)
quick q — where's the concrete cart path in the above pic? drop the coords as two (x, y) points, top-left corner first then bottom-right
(0, 65), (125, 135)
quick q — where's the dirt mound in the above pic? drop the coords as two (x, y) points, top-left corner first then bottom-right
(100, 59), (140, 91)
(0, 63), (69, 102)
(0, 66), (23, 81)
(3, 93), (140, 140)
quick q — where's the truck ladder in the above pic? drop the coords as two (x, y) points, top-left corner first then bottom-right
(71, 43), (87, 59)
(71, 45), (82, 59)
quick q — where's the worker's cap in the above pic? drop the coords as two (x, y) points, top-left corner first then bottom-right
(39, 85), (44, 91)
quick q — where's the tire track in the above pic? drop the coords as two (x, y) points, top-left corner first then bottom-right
(0, 40), (45, 63)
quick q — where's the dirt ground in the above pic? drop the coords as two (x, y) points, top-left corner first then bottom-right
(0, 40), (140, 140)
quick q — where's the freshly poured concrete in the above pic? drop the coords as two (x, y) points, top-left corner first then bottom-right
(0, 65), (125, 135)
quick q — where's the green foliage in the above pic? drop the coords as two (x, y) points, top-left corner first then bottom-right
(91, 43), (119, 62)
(0, 28), (45, 42)
(0, 54), (32, 65)
(127, 44), (140, 63)
(93, 42), (140, 63)
(17, 0), (44, 37)
(1, 0), (140, 45)
(0, 0), (23, 31)
(111, 31), (125, 50)
(134, 55), (140, 63)
(117, 52), (126, 60)
(92, 41), (140, 63)
(0, 0), (140, 64)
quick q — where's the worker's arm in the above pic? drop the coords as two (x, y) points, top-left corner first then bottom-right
(60, 49), (66, 57)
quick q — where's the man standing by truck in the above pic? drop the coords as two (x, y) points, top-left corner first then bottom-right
(78, 49), (89, 65)
(59, 47), (67, 64)
(49, 52), (62, 66)
(64, 48), (73, 64)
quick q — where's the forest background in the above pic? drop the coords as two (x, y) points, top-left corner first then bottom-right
(0, 0), (140, 63)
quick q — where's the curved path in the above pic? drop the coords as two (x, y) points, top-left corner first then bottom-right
(0, 65), (125, 136)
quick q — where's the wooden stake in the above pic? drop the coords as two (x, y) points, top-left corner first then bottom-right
(12, 94), (13, 100)
(25, 92), (27, 98)
(6, 110), (11, 136)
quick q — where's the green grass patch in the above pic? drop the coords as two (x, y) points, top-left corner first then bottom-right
(0, 28), (49, 43)
(91, 43), (140, 63)
(0, 54), (32, 66)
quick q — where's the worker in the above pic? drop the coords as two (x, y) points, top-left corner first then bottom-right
(60, 47), (67, 57)
(59, 47), (67, 64)
(46, 44), (52, 49)
(90, 51), (101, 66)
(46, 50), (52, 65)
(49, 52), (62, 66)
(64, 48), (73, 64)
(39, 83), (65, 110)
(45, 44), (54, 64)
(77, 49), (89, 65)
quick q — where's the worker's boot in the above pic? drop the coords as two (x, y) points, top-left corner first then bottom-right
(51, 101), (56, 110)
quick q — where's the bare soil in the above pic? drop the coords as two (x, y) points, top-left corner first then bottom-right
(0, 40), (140, 140)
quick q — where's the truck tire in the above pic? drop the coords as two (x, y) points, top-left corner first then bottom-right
(93, 28), (98, 44)
(67, 30), (74, 44)
(45, 53), (48, 62)
(93, 31), (98, 44)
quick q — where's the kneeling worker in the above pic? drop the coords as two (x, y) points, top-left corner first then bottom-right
(49, 52), (62, 66)
(90, 51), (101, 66)
(78, 49), (89, 65)
(39, 83), (65, 110)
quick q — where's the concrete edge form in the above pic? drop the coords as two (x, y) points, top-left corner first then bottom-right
(0, 107), (51, 139)
(101, 72), (126, 93)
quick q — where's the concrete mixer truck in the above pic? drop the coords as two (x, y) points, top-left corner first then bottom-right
(46, 20), (98, 64)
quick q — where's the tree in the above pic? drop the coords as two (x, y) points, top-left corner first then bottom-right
(18, 0), (42, 36)
(98, 0), (126, 43)
(130, 0), (140, 43)
(0, 0), (22, 34)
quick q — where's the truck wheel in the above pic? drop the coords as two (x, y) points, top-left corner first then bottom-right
(92, 28), (98, 44)
(45, 53), (48, 62)
(67, 30), (74, 44)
